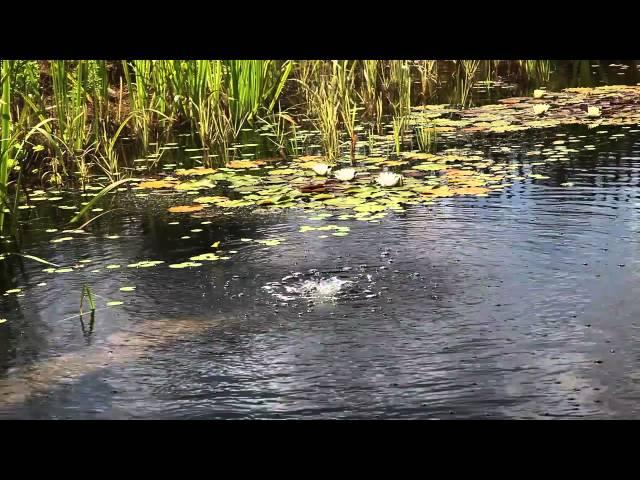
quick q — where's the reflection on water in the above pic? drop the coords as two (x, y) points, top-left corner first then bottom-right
(2, 63), (640, 419)
(435, 60), (640, 107)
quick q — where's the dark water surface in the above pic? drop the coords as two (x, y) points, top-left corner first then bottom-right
(1, 64), (640, 419)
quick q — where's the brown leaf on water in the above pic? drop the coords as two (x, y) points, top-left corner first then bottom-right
(227, 160), (265, 169)
(499, 98), (526, 104)
(298, 182), (328, 194)
(167, 205), (205, 213)
(565, 87), (594, 95)
(175, 168), (216, 176)
(298, 155), (325, 162)
(138, 180), (176, 189)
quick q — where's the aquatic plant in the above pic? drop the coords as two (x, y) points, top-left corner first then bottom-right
(376, 171), (403, 187)
(382, 60), (412, 117)
(0, 60), (13, 230)
(520, 60), (552, 83)
(454, 60), (481, 108)
(302, 73), (340, 161)
(0, 58), (584, 212)
(359, 60), (380, 121)
(226, 60), (293, 132)
(415, 124), (437, 153)
(69, 177), (133, 224)
(312, 163), (331, 176)
(333, 167), (356, 181)
(533, 104), (550, 115)
(80, 284), (96, 315)
(587, 106), (601, 118)
(392, 116), (405, 155)
(415, 60), (437, 104)
(257, 110), (298, 159)
(332, 61), (358, 164)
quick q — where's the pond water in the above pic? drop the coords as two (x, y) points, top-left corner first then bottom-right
(1, 62), (640, 419)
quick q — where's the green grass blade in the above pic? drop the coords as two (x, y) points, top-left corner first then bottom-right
(8, 252), (60, 267)
(69, 178), (132, 224)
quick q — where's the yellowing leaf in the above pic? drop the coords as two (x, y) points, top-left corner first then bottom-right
(168, 205), (205, 213)
(138, 180), (176, 189)
(175, 167), (217, 176)
(190, 253), (220, 261)
(228, 160), (265, 169)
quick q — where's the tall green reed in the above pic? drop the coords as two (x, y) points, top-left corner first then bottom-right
(0, 60), (13, 230)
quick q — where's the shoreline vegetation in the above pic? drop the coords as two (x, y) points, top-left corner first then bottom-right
(0, 59), (635, 233)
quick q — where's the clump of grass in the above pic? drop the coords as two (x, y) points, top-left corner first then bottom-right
(359, 60), (380, 129)
(79, 284), (97, 335)
(300, 70), (341, 161)
(519, 60), (551, 83)
(80, 284), (96, 315)
(69, 177), (133, 224)
(256, 109), (298, 159)
(453, 60), (481, 108)
(415, 123), (437, 152)
(383, 60), (412, 117)
(415, 60), (437, 104)
(333, 61), (358, 164)
(392, 116), (405, 156)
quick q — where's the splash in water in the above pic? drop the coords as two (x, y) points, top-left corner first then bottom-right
(296, 277), (352, 298)
(263, 274), (354, 301)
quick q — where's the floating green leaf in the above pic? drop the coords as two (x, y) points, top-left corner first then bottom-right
(190, 253), (220, 261)
(50, 236), (73, 243)
(169, 262), (203, 269)
(255, 239), (283, 246)
(128, 260), (164, 268)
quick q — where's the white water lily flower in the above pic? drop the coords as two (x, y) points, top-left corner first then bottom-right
(532, 104), (550, 116)
(533, 89), (545, 99)
(333, 168), (356, 181)
(587, 106), (601, 118)
(312, 163), (331, 176)
(376, 171), (402, 187)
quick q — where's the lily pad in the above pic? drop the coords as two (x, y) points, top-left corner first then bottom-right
(50, 236), (74, 243)
(255, 239), (283, 246)
(189, 253), (220, 261)
(128, 260), (164, 268)
(168, 205), (205, 213)
(169, 262), (203, 269)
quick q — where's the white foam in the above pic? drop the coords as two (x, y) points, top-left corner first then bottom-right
(297, 277), (352, 298)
